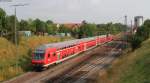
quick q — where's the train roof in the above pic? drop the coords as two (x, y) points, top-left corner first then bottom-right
(35, 35), (107, 52)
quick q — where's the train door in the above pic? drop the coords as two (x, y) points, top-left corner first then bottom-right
(83, 42), (87, 51)
(57, 52), (61, 60)
(46, 48), (57, 64)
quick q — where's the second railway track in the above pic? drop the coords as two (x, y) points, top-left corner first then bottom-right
(42, 41), (124, 83)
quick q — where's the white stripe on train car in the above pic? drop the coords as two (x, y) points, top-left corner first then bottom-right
(43, 41), (108, 67)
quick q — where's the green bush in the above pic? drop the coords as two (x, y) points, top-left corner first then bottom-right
(130, 19), (150, 50)
(131, 35), (143, 50)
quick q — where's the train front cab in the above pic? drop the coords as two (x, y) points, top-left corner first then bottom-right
(32, 48), (57, 69)
(32, 50), (46, 69)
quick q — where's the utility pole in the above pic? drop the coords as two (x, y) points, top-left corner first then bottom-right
(131, 20), (133, 28)
(124, 15), (127, 27)
(131, 20), (133, 34)
(14, 7), (17, 46)
(11, 4), (29, 73)
(123, 15), (128, 49)
(11, 3), (29, 46)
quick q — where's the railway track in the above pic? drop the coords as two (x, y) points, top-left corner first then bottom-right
(42, 41), (123, 83)
(47, 56), (106, 83)
(4, 41), (124, 83)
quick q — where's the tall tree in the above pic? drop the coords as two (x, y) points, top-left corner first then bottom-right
(46, 24), (57, 35)
(19, 20), (29, 31)
(5, 15), (19, 43)
(28, 18), (36, 32)
(46, 20), (53, 24)
(0, 8), (6, 36)
(78, 23), (97, 38)
(58, 24), (70, 36)
(143, 19), (150, 37)
(33, 19), (46, 35)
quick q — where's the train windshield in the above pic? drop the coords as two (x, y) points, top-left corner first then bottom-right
(33, 53), (45, 60)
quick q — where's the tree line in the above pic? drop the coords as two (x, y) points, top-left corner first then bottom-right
(129, 19), (150, 50)
(0, 8), (126, 44)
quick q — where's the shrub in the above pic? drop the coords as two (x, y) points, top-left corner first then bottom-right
(130, 35), (143, 50)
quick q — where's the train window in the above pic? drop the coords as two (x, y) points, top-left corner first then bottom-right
(33, 53), (45, 60)
(48, 54), (50, 58)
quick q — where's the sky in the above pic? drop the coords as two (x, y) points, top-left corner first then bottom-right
(0, 0), (149, 24)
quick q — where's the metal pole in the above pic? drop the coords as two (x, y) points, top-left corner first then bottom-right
(124, 15), (127, 27)
(123, 15), (127, 49)
(11, 3), (29, 46)
(14, 7), (17, 46)
(11, 3), (29, 74)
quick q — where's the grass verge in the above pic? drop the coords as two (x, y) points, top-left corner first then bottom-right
(96, 38), (150, 83)
(0, 36), (72, 81)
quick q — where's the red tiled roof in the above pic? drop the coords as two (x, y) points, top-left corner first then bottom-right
(63, 23), (82, 29)
(55, 23), (82, 29)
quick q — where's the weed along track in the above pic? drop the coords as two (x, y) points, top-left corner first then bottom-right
(4, 41), (123, 83)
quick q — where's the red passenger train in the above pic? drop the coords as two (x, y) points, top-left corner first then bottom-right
(32, 35), (113, 68)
